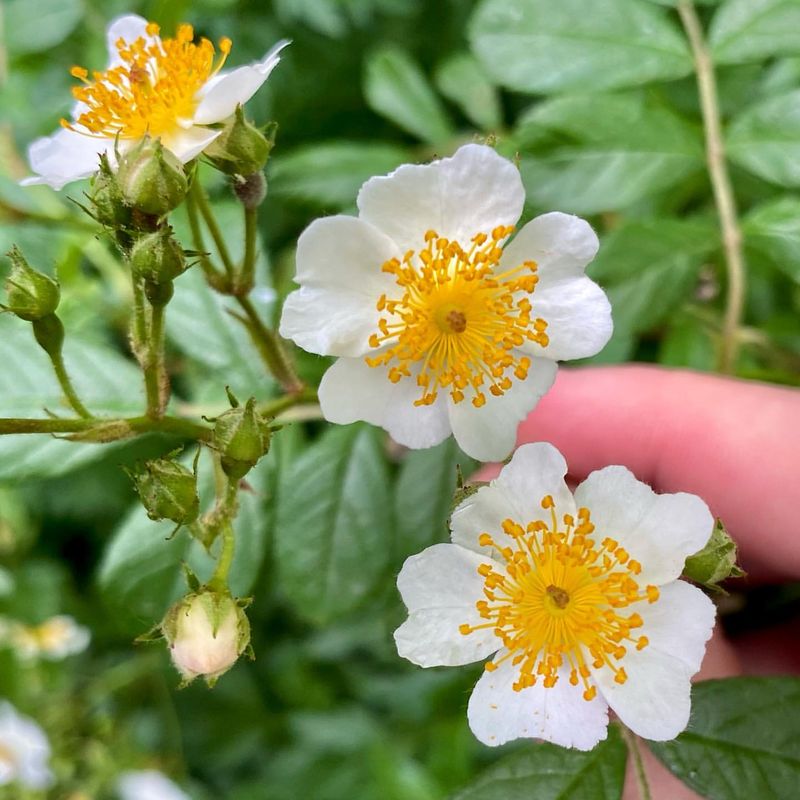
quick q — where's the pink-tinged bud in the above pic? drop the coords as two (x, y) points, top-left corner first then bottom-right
(161, 591), (250, 686)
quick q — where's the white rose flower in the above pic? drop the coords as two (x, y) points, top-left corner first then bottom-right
(163, 591), (250, 685)
(0, 702), (53, 789)
(10, 615), (90, 661)
(394, 442), (716, 750)
(22, 15), (288, 189)
(279, 144), (612, 462)
(117, 770), (191, 800)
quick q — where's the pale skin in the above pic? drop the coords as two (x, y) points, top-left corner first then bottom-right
(478, 365), (800, 800)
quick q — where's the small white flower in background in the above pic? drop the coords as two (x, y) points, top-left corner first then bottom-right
(22, 15), (288, 189)
(117, 770), (190, 800)
(394, 442), (716, 750)
(0, 702), (53, 789)
(7, 615), (90, 661)
(279, 144), (612, 462)
(162, 591), (250, 685)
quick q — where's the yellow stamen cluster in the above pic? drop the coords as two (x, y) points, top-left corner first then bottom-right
(63, 22), (231, 139)
(365, 226), (549, 408)
(459, 496), (658, 700)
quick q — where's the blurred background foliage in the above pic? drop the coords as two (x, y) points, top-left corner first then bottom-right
(0, 0), (799, 797)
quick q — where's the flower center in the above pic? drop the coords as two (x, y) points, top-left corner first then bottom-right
(62, 22), (231, 140)
(459, 495), (659, 700)
(365, 226), (549, 408)
(0, 743), (16, 773)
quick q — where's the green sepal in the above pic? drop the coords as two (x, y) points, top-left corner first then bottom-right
(683, 518), (746, 594)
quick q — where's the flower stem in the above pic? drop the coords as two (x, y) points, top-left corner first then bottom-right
(620, 725), (653, 800)
(48, 349), (91, 419)
(235, 295), (304, 395)
(145, 301), (168, 418)
(186, 189), (225, 287)
(208, 480), (239, 591)
(191, 181), (236, 280)
(0, 415), (212, 440)
(237, 205), (258, 294)
(677, 0), (746, 374)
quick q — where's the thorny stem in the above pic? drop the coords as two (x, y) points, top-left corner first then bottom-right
(191, 181), (236, 279)
(677, 0), (746, 374)
(49, 349), (91, 419)
(621, 725), (653, 800)
(0, 415), (212, 441)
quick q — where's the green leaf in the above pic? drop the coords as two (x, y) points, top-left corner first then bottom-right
(0, 316), (142, 480)
(269, 141), (410, 209)
(3, 0), (84, 57)
(742, 197), (800, 283)
(589, 218), (717, 335)
(651, 677), (800, 800)
(363, 47), (454, 144)
(452, 724), (627, 799)
(468, 0), (692, 95)
(517, 93), (703, 215)
(394, 440), (477, 561)
(727, 90), (800, 187)
(434, 52), (503, 131)
(274, 424), (392, 625)
(659, 313), (717, 370)
(709, 0), (800, 65)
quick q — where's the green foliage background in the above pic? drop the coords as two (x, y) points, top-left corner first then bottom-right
(0, 0), (799, 797)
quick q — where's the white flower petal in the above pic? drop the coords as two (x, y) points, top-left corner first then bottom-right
(161, 126), (222, 163)
(0, 702), (53, 789)
(499, 212), (599, 280)
(591, 580), (715, 741)
(395, 544), (500, 667)
(293, 215), (400, 295)
(467, 655), (609, 750)
(106, 14), (150, 65)
(574, 466), (714, 585)
(280, 286), (381, 358)
(193, 39), (290, 125)
(522, 275), (613, 361)
(450, 442), (576, 556)
(21, 129), (113, 189)
(357, 144), (524, 254)
(446, 357), (557, 462)
(318, 357), (450, 450)
(117, 770), (191, 800)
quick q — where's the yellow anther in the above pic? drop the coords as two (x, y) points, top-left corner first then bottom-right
(458, 624), (472, 635)
(646, 586), (660, 604)
(541, 495), (554, 509)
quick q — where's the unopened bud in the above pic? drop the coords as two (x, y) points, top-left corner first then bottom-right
(130, 456), (200, 526)
(233, 172), (267, 210)
(204, 107), (274, 177)
(684, 519), (745, 591)
(3, 246), (60, 321)
(130, 228), (187, 285)
(118, 138), (188, 216)
(89, 154), (131, 228)
(213, 395), (271, 480)
(162, 590), (250, 686)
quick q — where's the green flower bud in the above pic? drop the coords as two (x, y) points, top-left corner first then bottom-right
(204, 107), (274, 177)
(213, 395), (271, 480)
(684, 519), (745, 592)
(117, 138), (188, 216)
(32, 313), (65, 360)
(3, 246), (60, 322)
(130, 228), (187, 285)
(130, 456), (200, 526)
(89, 154), (131, 229)
(161, 589), (251, 686)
